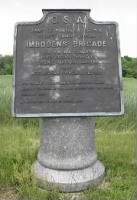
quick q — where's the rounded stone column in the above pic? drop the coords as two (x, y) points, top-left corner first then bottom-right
(33, 117), (104, 192)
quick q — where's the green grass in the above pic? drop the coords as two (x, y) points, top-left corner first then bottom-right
(85, 129), (136, 200)
(96, 78), (136, 131)
(0, 75), (136, 199)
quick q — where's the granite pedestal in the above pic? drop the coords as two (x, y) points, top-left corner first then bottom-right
(33, 117), (104, 192)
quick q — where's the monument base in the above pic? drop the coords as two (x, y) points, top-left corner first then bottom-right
(33, 160), (104, 192)
(33, 117), (105, 192)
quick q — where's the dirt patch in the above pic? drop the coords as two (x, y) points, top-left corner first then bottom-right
(0, 188), (17, 200)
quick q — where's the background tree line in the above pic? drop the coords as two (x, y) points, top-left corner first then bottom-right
(0, 55), (137, 78)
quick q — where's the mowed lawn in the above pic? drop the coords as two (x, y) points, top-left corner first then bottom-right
(0, 75), (136, 200)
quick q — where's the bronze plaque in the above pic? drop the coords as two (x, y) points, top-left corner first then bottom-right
(12, 9), (124, 117)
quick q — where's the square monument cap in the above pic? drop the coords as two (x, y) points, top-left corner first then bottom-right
(42, 9), (91, 12)
(42, 9), (91, 15)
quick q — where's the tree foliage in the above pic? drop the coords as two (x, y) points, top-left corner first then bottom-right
(0, 55), (13, 75)
(0, 55), (136, 78)
(121, 56), (137, 78)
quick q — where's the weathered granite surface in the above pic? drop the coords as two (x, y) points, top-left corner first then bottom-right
(33, 117), (105, 192)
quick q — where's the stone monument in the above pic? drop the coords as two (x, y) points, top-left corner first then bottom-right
(12, 9), (124, 192)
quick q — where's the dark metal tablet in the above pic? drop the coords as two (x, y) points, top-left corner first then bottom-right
(12, 9), (124, 117)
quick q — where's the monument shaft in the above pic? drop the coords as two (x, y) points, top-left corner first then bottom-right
(33, 117), (105, 192)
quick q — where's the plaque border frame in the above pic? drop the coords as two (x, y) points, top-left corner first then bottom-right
(12, 9), (124, 117)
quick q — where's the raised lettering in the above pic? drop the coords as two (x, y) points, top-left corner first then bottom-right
(64, 16), (70, 24)
(77, 16), (86, 23)
(52, 16), (58, 24)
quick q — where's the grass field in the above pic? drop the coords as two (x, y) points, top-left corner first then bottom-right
(0, 75), (136, 199)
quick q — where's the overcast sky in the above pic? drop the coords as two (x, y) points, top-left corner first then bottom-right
(0, 0), (137, 57)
